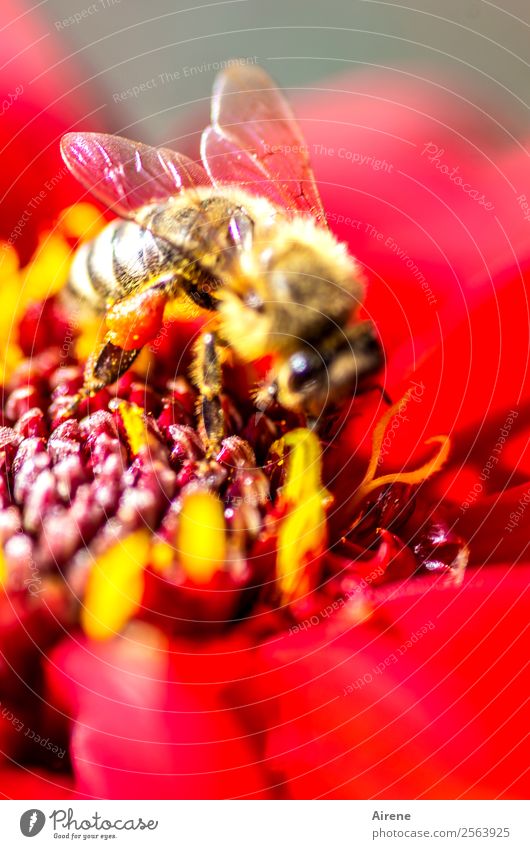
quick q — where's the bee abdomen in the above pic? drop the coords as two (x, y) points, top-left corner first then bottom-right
(67, 219), (122, 311)
(67, 219), (180, 312)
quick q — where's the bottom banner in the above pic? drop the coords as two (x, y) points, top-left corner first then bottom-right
(0, 800), (528, 847)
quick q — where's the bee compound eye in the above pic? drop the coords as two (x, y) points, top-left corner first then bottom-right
(288, 350), (325, 393)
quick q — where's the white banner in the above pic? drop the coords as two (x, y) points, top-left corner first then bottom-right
(0, 800), (528, 847)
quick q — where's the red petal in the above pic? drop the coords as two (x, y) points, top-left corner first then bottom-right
(455, 482), (530, 566)
(45, 625), (269, 799)
(253, 565), (530, 798)
(379, 260), (529, 509)
(0, 1), (105, 259)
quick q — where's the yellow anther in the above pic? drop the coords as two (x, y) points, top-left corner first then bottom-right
(177, 491), (226, 584)
(81, 530), (151, 640)
(118, 401), (151, 456)
(275, 428), (330, 601)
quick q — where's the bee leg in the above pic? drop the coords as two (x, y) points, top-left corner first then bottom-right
(67, 335), (142, 412)
(193, 331), (225, 456)
(253, 378), (279, 412)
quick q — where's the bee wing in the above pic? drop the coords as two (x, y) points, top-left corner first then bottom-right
(61, 132), (211, 220)
(200, 64), (327, 226)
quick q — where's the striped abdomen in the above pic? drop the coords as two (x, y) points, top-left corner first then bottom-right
(66, 218), (186, 312)
(66, 193), (247, 314)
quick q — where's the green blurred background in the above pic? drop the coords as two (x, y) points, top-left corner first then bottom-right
(36, 0), (530, 143)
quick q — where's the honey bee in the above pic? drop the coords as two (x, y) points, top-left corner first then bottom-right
(61, 64), (382, 449)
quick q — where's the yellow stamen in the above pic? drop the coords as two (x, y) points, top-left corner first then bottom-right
(274, 428), (331, 601)
(0, 242), (19, 275)
(0, 243), (25, 380)
(118, 401), (152, 456)
(21, 231), (72, 299)
(177, 491), (226, 584)
(74, 314), (106, 362)
(81, 530), (151, 640)
(350, 391), (450, 517)
(151, 538), (175, 573)
(58, 203), (104, 241)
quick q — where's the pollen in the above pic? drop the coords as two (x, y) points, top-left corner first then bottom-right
(117, 400), (154, 456)
(177, 490), (227, 584)
(106, 286), (167, 350)
(350, 390), (450, 518)
(81, 530), (151, 640)
(275, 428), (331, 601)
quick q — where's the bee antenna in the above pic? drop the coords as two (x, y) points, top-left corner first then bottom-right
(359, 382), (393, 407)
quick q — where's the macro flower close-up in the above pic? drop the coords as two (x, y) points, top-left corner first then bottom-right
(0, 0), (529, 806)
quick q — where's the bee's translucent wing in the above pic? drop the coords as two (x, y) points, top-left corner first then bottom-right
(201, 64), (326, 226)
(61, 132), (211, 219)
(201, 125), (292, 209)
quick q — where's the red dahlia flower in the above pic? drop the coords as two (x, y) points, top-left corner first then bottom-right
(0, 38), (529, 798)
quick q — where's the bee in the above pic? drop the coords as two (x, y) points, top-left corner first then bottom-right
(61, 63), (383, 450)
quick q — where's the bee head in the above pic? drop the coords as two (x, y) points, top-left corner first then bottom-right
(276, 322), (384, 417)
(246, 219), (365, 348)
